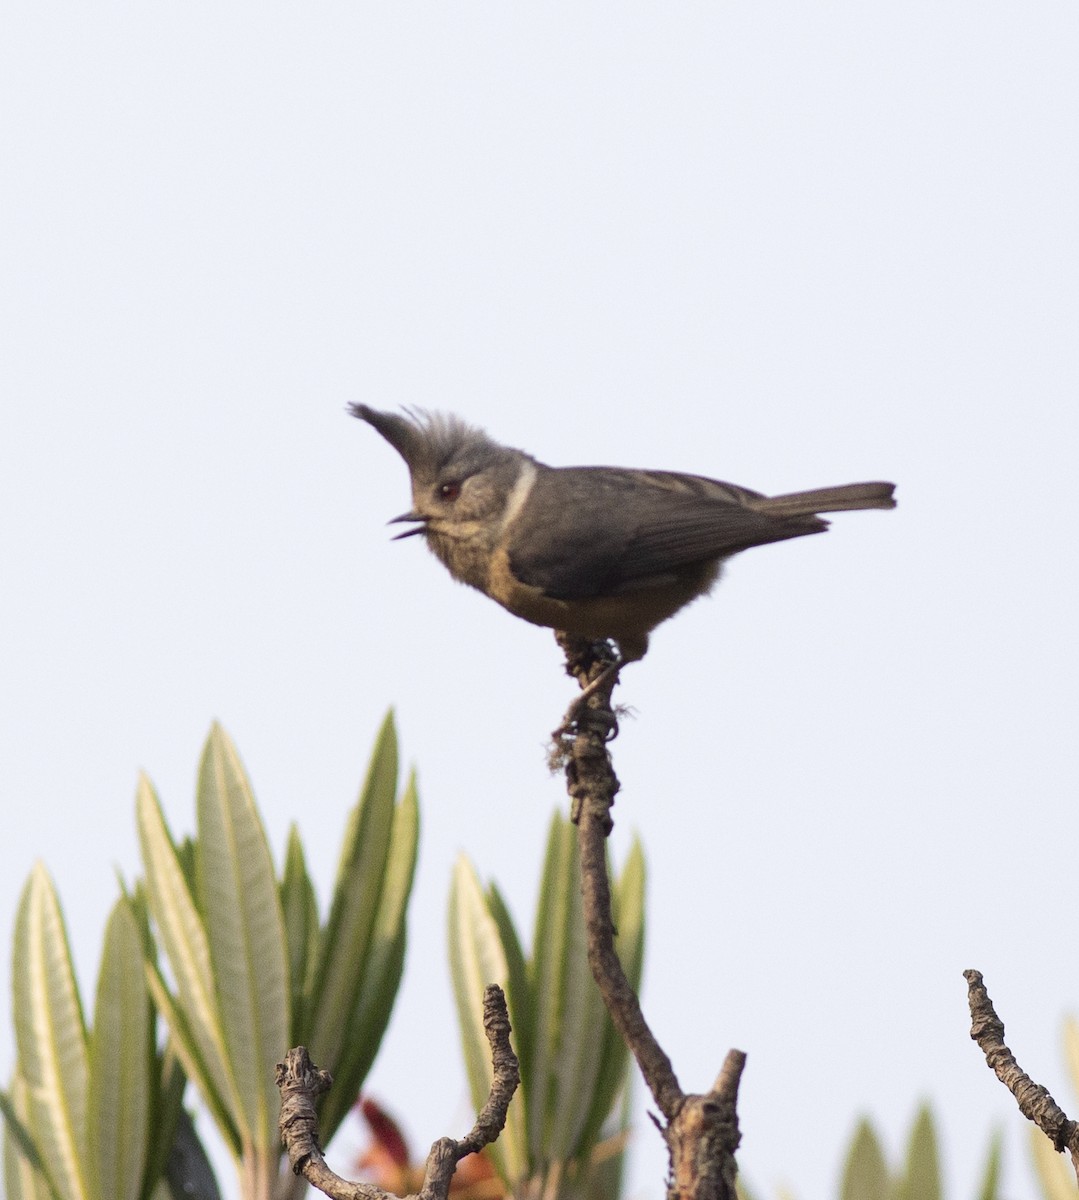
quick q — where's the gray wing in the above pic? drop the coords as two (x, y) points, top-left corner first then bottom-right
(507, 467), (826, 600)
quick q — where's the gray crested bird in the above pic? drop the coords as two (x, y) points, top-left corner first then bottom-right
(350, 405), (896, 671)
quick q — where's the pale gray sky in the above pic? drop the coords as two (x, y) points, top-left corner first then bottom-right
(3, 5), (1078, 1197)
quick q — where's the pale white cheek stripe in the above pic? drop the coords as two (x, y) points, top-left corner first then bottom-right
(498, 460), (538, 534)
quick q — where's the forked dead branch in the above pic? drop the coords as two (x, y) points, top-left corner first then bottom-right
(276, 633), (745, 1200)
(558, 633), (746, 1200)
(276, 985), (518, 1200)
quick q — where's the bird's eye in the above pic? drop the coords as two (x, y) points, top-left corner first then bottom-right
(439, 481), (461, 501)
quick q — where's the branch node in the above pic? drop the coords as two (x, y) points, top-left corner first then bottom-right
(276, 1047), (333, 1175)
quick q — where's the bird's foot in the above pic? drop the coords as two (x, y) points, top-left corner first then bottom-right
(550, 658), (622, 744)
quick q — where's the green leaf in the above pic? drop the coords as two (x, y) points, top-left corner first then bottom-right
(3, 1075), (61, 1200)
(2, 1073), (62, 1200)
(118, 881), (155, 962)
(1029, 1124), (1079, 1200)
(162, 1106), (223, 1200)
(526, 813), (576, 1163)
(319, 771), (420, 1142)
(581, 1088), (632, 1200)
(975, 1129), (1002, 1200)
(142, 966), (239, 1156)
(12, 864), (90, 1200)
(841, 1118), (890, 1200)
(484, 881), (533, 1090)
(195, 724), (290, 1157)
(114, 874), (188, 1199)
(86, 900), (151, 1200)
(141, 1050), (188, 1200)
(136, 777), (240, 1148)
(448, 856), (529, 1186)
(280, 825), (319, 1045)
(448, 817), (647, 1192)
(578, 835), (645, 1155)
(543, 822), (608, 1164)
(612, 838), (645, 995)
(448, 855), (509, 1105)
(175, 839), (199, 913)
(896, 1104), (941, 1200)
(305, 711), (398, 1073)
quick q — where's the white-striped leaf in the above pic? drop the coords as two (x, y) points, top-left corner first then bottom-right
(448, 856), (528, 1186)
(320, 772), (419, 1141)
(12, 865), (89, 1200)
(195, 724), (290, 1156)
(136, 776), (241, 1141)
(304, 712), (397, 1073)
(87, 900), (150, 1200)
(2, 1072), (61, 1200)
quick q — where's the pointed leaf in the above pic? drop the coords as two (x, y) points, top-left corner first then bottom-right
(176, 839), (199, 912)
(141, 1050), (188, 1200)
(448, 856), (509, 1105)
(113, 877), (188, 1200)
(527, 814), (576, 1162)
(136, 775), (239, 1127)
(118, 880), (155, 961)
(280, 825), (319, 1044)
(543, 824), (608, 1162)
(578, 836), (645, 1154)
(12, 865), (89, 1200)
(319, 774), (420, 1142)
(841, 1118), (890, 1200)
(87, 900), (150, 1200)
(448, 856), (529, 1186)
(2, 1074), (62, 1200)
(581, 1089), (631, 1200)
(1029, 1125), (1079, 1200)
(896, 1105), (940, 1200)
(612, 838), (645, 995)
(976, 1129), (1002, 1200)
(143, 960), (240, 1157)
(162, 1106), (223, 1200)
(195, 724), (290, 1153)
(305, 712), (398, 1072)
(485, 881), (533, 1088)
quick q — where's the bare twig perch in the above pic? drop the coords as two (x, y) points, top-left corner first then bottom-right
(964, 968), (1079, 1183)
(557, 633), (745, 1200)
(277, 984), (519, 1200)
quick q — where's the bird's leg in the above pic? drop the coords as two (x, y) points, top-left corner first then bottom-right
(568, 658), (621, 713)
(551, 635), (622, 743)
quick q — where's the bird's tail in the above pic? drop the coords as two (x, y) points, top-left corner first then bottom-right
(759, 481), (896, 517)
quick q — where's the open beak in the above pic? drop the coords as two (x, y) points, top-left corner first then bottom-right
(388, 510), (429, 540)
